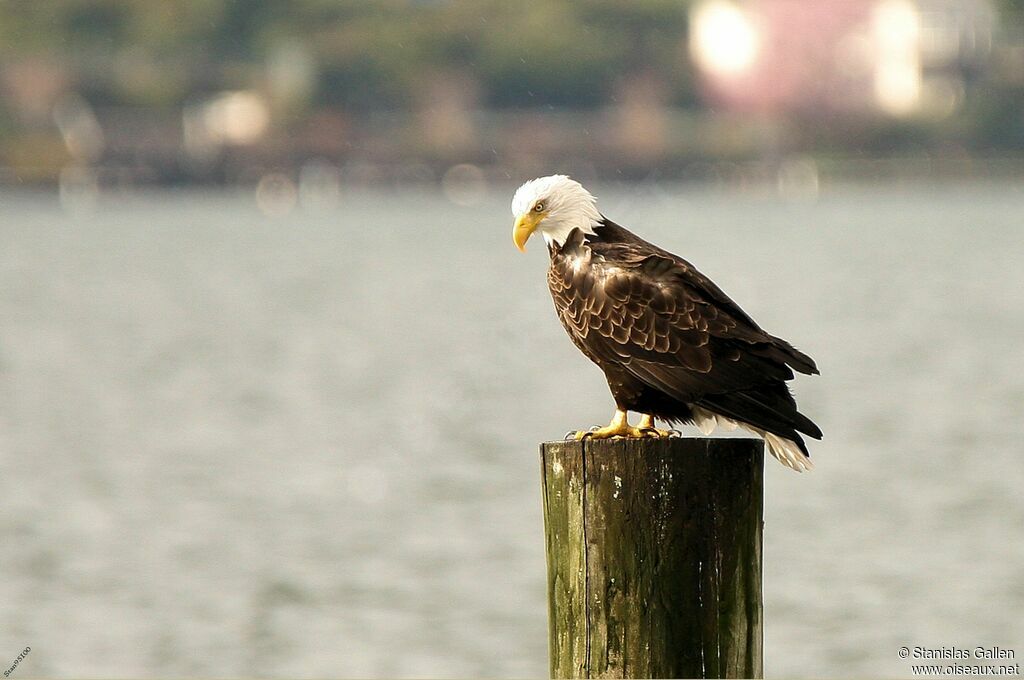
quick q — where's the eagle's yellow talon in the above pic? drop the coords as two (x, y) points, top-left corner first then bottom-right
(571, 410), (658, 440)
(583, 425), (648, 439)
(638, 415), (675, 439)
(569, 413), (678, 440)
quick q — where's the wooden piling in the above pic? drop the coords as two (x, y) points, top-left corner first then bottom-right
(540, 437), (764, 679)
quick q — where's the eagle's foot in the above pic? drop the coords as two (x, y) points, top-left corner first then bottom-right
(568, 410), (650, 440)
(564, 427), (598, 440)
(638, 427), (679, 438)
(637, 414), (680, 439)
(577, 424), (651, 440)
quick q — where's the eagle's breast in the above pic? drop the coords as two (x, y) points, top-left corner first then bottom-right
(547, 237), (600, 362)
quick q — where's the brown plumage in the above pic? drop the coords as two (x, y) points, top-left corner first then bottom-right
(547, 218), (822, 460)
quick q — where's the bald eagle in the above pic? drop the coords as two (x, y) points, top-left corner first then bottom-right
(511, 175), (821, 472)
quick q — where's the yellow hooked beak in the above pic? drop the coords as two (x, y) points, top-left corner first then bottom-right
(513, 211), (547, 252)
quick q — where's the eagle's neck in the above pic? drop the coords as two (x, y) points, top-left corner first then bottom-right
(548, 224), (607, 259)
(540, 208), (602, 249)
(548, 216), (602, 250)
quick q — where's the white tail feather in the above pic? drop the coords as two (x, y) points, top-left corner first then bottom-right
(763, 432), (815, 472)
(689, 406), (814, 473)
(692, 408), (717, 435)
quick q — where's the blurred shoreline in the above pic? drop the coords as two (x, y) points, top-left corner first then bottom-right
(3, 1), (1022, 193)
(3, 155), (1021, 218)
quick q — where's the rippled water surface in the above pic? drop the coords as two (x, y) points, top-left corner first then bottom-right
(1, 183), (1022, 677)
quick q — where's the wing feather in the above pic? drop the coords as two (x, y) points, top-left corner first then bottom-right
(548, 229), (820, 440)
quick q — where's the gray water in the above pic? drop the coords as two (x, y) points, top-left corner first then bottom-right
(1, 183), (1022, 678)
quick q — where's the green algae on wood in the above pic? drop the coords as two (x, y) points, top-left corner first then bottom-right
(540, 437), (764, 679)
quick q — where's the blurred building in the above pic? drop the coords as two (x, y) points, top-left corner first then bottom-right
(689, 0), (996, 119)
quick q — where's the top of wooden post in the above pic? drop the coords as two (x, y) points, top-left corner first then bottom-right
(542, 435), (763, 448)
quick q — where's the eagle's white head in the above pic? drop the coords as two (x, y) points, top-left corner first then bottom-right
(511, 175), (602, 251)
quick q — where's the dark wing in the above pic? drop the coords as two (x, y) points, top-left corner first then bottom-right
(595, 219), (819, 374)
(549, 235), (821, 443)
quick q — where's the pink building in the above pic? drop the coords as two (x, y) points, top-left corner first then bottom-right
(690, 0), (995, 118)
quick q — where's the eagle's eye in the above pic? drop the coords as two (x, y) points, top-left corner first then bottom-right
(534, 202), (545, 212)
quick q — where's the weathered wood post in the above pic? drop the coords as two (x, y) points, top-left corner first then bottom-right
(540, 437), (764, 679)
